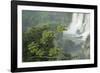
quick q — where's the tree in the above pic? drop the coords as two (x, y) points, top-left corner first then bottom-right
(22, 24), (72, 62)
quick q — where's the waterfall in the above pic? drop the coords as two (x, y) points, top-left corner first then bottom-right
(62, 13), (90, 59)
(63, 13), (90, 43)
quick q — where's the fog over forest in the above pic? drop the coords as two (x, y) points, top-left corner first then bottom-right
(22, 10), (90, 62)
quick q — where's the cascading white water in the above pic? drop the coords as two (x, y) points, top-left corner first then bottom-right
(62, 13), (90, 59)
(63, 13), (90, 43)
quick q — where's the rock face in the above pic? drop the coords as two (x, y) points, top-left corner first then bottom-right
(81, 35), (90, 59)
(62, 13), (90, 59)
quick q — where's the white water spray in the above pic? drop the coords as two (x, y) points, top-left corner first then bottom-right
(63, 13), (90, 43)
(62, 13), (90, 59)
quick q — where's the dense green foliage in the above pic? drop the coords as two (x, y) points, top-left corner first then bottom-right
(22, 25), (72, 62)
(22, 10), (77, 62)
